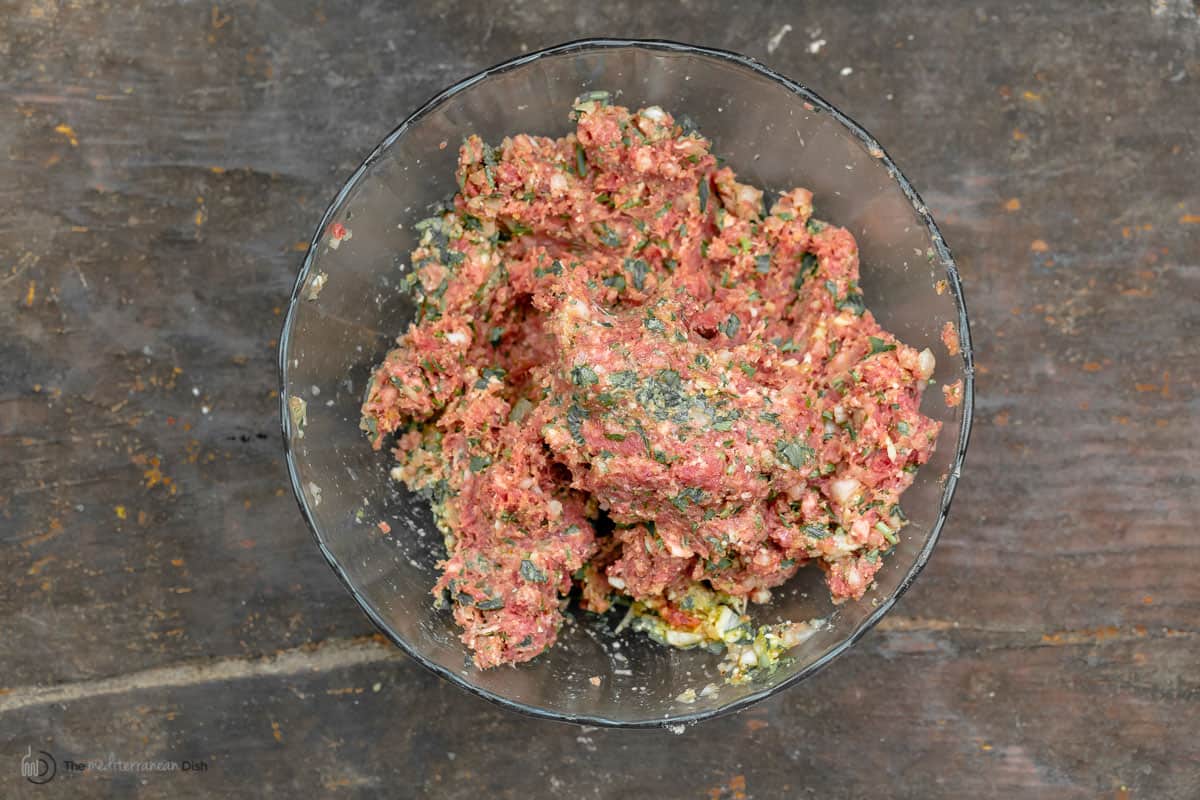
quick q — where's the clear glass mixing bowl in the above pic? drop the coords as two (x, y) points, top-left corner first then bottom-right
(279, 39), (974, 727)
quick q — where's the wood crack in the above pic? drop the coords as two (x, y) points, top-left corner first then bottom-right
(0, 635), (403, 715)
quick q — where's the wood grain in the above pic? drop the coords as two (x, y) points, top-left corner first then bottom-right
(1, 1), (1196, 797)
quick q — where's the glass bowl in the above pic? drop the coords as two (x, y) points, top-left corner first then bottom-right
(279, 39), (974, 727)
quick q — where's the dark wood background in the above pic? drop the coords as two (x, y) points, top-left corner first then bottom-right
(1, 1), (1196, 797)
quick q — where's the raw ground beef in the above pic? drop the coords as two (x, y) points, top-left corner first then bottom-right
(360, 96), (941, 669)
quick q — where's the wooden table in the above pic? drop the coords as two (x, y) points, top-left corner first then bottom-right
(2, 2), (1196, 797)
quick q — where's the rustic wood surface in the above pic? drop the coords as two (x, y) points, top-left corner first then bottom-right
(1, 1), (1197, 797)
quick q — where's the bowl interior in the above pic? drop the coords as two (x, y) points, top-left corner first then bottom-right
(280, 40), (971, 726)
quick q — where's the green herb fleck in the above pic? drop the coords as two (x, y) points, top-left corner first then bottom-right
(836, 292), (866, 316)
(868, 336), (897, 355)
(570, 364), (599, 387)
(711, 410), (741, 432)
(534, 259), (563, 278)
(575, 143), (588, 177)
(520, 559), (548, 583)
(474, 367), (507, 389)
(803, 524), (830, 540)
(718, 313), (741, 338)
(776, 439), (815, 469)
(671, 486), (706, 512)
(625, 258), (649, 291)
(602, 273), (627, 292)
(508, 397), (533, 423)
(609, 370), (638, 389)
(800, 252), (819, 282)
(566, 403), (588, 445)
(596, 223), (622, 248)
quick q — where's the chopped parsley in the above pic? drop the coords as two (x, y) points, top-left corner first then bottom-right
(719, 313), (741, 338)
(803, 524), (831, 539)
(837, 291), (866, 316)
(671, 486), (706, 512)
(534, 259), (563, 277)
(508, 397), (533, 423)
(575, 143), (588, 177)
(506, 220), (533, 237)
(868, 336), (897, 355)
(596, 223), (622, 247)
(566, 403), (588, 445)
(609, 370), (638, 389)
(625, 257), (649, 291)
(570, 364), (599, 387)
(603, 273), (627, 292)
(474, 367), (507, 389)
(775, 439), (815, 469)
(799, 252), (819, 282)
(520, 559), (548, 583)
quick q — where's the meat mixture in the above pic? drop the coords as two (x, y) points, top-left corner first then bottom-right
(360, 95), (941, 678)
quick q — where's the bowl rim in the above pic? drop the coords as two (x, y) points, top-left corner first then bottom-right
(278, 36), (976, 729)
